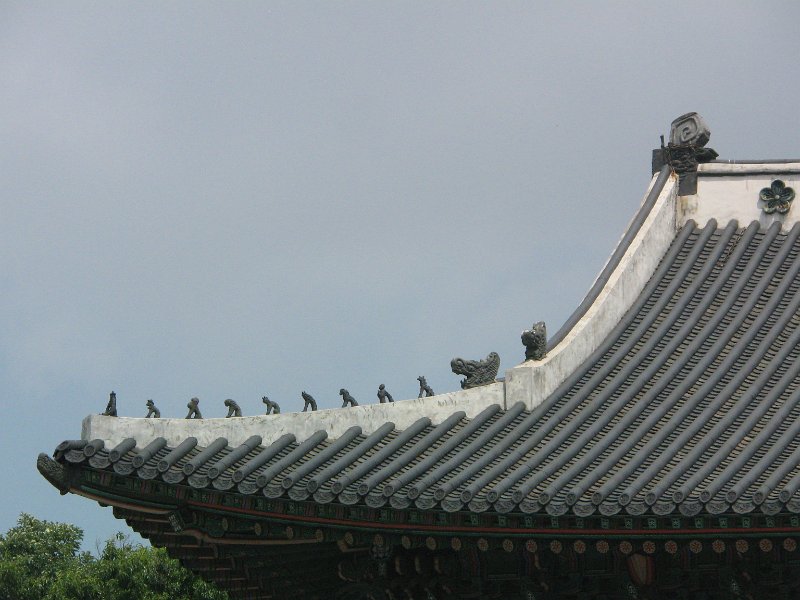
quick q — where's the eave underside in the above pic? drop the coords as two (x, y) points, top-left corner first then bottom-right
(39, 453), (800, 599)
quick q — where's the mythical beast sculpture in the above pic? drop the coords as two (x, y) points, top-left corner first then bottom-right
(450, 352), (500, 389)
(522, 321), (547, 361)
(145, 399), (160, 418)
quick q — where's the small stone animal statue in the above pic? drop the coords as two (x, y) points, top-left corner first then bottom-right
(185, 397), (202, 419)
(451, 352), (500, 389)
(417, 376), (434, 398)
(340, 388), (358, 407)
(102, 391), (117, 417)
(522, 321), (548, 361)
(301, 391), (318, 412)
(145, 399), (160, 418)
(377, 384), (394, 403)
(262, 395), (281, 415)
(224, 399), (242, 417)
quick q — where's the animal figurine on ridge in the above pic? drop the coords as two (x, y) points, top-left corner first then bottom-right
(417, 376), (434, 398)
(451, 352), (500, 389)
(340, 388), (358, 407)
(185, 397), (202, 419)
(262, 396), (281, 415)
(224, 399), (242, 417)
(301, 391), (318, 412)
(377, 384), (394, 403)
(102, 391), (117, 417)
(522, 321), (547, 361)
(145, 399), (160, 418)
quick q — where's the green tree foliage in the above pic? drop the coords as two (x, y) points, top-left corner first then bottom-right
(0, 514), (227, 600)
(0, 513), (91, 600)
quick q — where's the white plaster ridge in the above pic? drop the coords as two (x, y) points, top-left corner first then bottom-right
(504, 172), (679, 410)
(82, 382), (504, 448)
(681, 163), (800, 232)
(697, 162), (800, 174)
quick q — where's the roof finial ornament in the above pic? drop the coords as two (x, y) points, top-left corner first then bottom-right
(224, 399), (242, 417)
(653, 112), (718, 195)
(522, 321), (547, 361)
(262, 395), (281, 414)
(417, 376), (434, 398)
(102, 391), (117, 417)
(301, 391), (318, 412)
(145, 399), (160, 418)
(339, 388), (358, 407)
(185, 397), (202, 419)
(451, 352), (500, 389)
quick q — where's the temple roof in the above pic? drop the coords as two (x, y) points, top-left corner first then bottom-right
(52, 163), (800, 519)
(38, 115), (800, 599)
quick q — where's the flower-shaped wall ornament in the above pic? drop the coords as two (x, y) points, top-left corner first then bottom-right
(759, 180), (795, 214)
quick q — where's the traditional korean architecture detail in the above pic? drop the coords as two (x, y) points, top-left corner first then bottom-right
(301, 391), (318, 411)
(262, 396), (280, 414)
(417, 376), (434, 398)
(376, 385), (394, 404)
(760, 179), (795, 215)
(145, 399), (160, 418)
(224, 399), (242, 417)
(521, 321), (547, 361)
(185, 397), (202, 419)
(102, 391), (117, 417)
(39, 116), (800, 599)
(339, 389), (358, 407)
(653, 112), (718, 195)
(450, 352), (500, 389)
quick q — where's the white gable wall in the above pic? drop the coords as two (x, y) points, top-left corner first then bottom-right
(681, 163), (800, 230)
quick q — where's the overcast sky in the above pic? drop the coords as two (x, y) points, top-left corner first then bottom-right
(3, 2), (800, 549)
